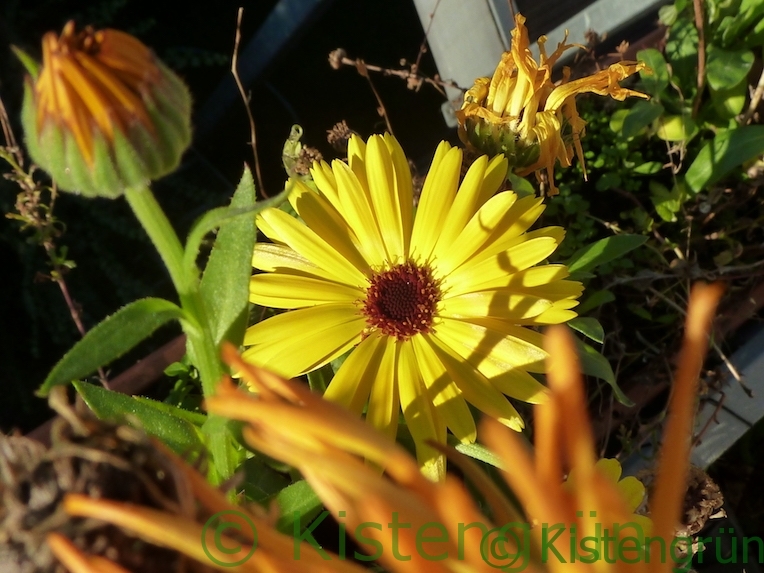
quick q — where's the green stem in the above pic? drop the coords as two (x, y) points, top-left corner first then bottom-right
(124, 186), (188, 295)
(125, 185), (236, 483)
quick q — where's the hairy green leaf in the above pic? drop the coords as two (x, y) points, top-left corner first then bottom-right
(74, 381), (204, 454)
(199, 166), (257, 345)
(39, 298), (187, 395)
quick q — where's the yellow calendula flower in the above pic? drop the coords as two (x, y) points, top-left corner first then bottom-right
(457, 13), (649, 195)
(244, 132), (582, 480)
(19, 21), (191, 198)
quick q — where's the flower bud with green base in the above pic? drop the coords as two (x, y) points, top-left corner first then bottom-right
(19, 21), (192, 198)
(457, 13), (648, 195)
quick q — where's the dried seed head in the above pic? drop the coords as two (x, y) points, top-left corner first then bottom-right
(0, 390), (201, 572)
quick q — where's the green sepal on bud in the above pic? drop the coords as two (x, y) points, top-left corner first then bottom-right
(462, 117), (541, 172)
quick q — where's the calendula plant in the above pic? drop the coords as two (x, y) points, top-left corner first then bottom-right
(9, 13), (653, 491)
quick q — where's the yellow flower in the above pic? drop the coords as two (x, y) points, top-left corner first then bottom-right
(19, 21), (191, 198)
(244, 133), (582, 480)
(456, 13), (649, 195)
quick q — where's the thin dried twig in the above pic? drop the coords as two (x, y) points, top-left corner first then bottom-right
(691, 0), (706, 118)
(647, 286), (750, 395)
(353, 59), (394, 135)
(1, 96), (109, 387)
(231, 8), (267, 197)
(413, 0), (442, 72)
(330, 50), (464, 97)
(741, 64), (764, 125)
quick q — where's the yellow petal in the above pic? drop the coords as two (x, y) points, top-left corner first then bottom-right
(366, 135), (405, 259)
(383, 133), (414, 254)
(288, 180), (370, 274)
(545, 61), (650, 111)
(346, 133), (369, 190)
(366, 336), (401, 441)
(440, 290), (554, 321)
(249, 273), (362, 308)
(425, 332), (524, 430)
(310, 159), (339, 203)
(410, 143), (462, 260)
(438, 193), (546, 276)
(433, 155), (490, 253)
(242, 303), (364, 378)
(324, 333), (387, 415)
(333, 160), (388, 267)
(258, 207), (367, 287)
(437, 318), (547, 378)
(397, 340), (445, 480)
(445, 236), (559, 296)
(514, 304), (578, 325)
(411, 334), (477, 443)
(252, 242), (343, 283)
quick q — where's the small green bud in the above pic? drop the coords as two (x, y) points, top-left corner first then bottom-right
(20, 21), (192, 198)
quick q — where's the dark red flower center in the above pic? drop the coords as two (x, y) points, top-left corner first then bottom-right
(362, 261), (441, 340)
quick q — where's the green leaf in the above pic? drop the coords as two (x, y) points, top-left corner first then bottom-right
(658, 4), (678, 26)
(595, 172), (621, 192)
(709, 79), (748, 119)
(655, 114), (698, 142)
(274, 480), (324, 534)
(566, 235), (648, 275)
(706, 47), (754, 91)
(241, 456), (291, 503)
(665, 17), (700, 93)
(568, 317), (605, 344)
(508, 173), (536, 197)
(621, 100), (664, 139)
(608, 108), (629, 134)
(633, 161), (663, 175)
(184, 180), (292, 284)
(38, 298), (187, 396)
(133, 396), (207, 426)
(576, 289), (616, 315)
(650, 180), (683, 222)
(636, 49), (669, 96)
(686, 126), (764, 193)
(722, 0), (764, 47)
(743, 17), (764, 49)
(576, 340), (633, 407)
(73, 381), (205, 454)
(199, 167), (257, 346)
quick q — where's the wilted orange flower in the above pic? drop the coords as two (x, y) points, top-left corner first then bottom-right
(485, 282), (724, 572)
(457, 14), (649, 195)
(19, 21), (191, 197)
